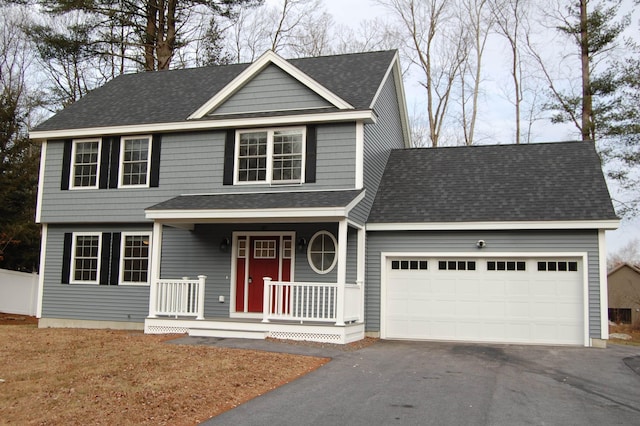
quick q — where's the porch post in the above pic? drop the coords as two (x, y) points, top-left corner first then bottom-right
(196, 275), (207, 320)
(262, 277), (272, 323)
(357, 226), (366, 323)
(335, 219), (348, 326)
(148, 221), (163, 318)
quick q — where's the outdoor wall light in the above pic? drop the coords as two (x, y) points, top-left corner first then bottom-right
(476, 240), (486, 249)
(219, 238), (230, 252)
(297, 237), (307, 252)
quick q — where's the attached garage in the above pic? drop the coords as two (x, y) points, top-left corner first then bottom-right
(382, 255), (587, 345)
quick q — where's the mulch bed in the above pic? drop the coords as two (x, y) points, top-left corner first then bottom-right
(0, 313), (38, 326)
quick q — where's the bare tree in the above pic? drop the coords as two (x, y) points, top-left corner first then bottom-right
(378, 0), (468, 147)
(458, 0), (492, 146)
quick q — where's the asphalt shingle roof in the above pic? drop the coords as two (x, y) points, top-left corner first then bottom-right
(368, 141), (617, 223)
(34, 50), (396, 132)
(147, 190), (364, 212)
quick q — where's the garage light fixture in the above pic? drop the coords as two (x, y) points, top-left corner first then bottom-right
(476, 240), (486, 249)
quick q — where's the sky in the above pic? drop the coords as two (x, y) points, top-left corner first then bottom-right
(319, 0), (639, 256)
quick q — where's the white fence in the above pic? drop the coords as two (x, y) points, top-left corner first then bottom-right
(0, 269), (39, 316)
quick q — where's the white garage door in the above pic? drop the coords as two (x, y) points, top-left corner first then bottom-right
(383, 257), (585, 345)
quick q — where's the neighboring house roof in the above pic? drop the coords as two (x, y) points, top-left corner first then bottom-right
(32, 50), (398, 132)
(608, 263), (640, 277)
(146, 190), (365, 220)
(368, 141), (618, 224)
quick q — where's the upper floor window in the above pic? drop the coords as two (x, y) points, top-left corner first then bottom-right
(235, 127), (305, 184)
(120, 136), (151, 187)
(71, 139), (101, 189)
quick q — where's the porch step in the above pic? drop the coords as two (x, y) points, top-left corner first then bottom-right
(188, 327), (268, 340)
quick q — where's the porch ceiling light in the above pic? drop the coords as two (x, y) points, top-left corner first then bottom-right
(220, 238), (230, 252)
(297, 237), (307, 252)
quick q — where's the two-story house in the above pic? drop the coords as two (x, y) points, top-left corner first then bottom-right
(31, 50), (619, 347)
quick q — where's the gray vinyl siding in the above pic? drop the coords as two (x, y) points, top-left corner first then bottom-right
(211, 64), (332, 115)
(41, 224), (152, 323)
(365, 230), (602, 337)
(349, 70), (406, 225)
(39, 123), (356, 223)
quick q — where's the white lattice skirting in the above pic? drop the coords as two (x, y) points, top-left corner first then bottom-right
(145, 325), (189, 334)
(269, 330), (343, 343)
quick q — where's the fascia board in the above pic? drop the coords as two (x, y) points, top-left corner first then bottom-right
(188, 50), (353, 119)
(366, 219), (621, 231)
(29, 110), (376, 141)
(145, 207), (350, 221)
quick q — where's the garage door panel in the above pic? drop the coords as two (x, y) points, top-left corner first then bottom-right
(384, 256), (584, 345)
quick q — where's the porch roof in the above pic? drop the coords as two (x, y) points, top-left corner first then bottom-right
(145, 189), (365, 221)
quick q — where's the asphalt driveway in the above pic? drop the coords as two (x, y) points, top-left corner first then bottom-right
(200, 339), (640, 425)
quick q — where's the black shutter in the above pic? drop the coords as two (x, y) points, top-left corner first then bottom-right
(109, 136), (121, 189)
(61, 140), (72, 190)
(110, 232), (121, 286)
(149, 135), (161, 187)
(99, 138), (111, 189)
(223, 129), (235, 185)
(100, 233), (112, 285)
(305, 125), (317, 183)
(61, 232), (72, 284)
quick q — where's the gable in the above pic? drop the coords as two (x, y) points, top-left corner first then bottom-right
(209, 64), (334, 116)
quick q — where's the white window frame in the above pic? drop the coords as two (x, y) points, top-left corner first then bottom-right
(119, 232), (152, 286)
(70, 232), (102, 284)
(118, 135), (152, 188)
(70, 138), (101, 190)
(234, 126), (306, 185)
(307, 230), (338, 275)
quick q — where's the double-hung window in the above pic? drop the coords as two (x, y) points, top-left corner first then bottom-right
(120, 136), (151, 187)
(120, 232), (151, 285)
(236, 127), (305, 184)
(71, 233), (102, 284)
(71, 139), (101, 189)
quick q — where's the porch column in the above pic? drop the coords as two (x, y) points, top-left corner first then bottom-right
(148, 221), (163, 318)
(335, 219), (348, 326)
(357, 226), (366, 323)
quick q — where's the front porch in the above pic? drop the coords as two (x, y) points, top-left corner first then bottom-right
(144, 276), (365, 344)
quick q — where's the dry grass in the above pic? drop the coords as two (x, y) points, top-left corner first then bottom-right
(0, 322), (328, 425)
(609, 323), (640, 346)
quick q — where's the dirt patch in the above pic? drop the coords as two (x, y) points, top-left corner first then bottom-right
(0, 313), (38, 326)
(0, 325), (328, 425)
(266, 336), (378, 351)
(609, 323), (640, 346)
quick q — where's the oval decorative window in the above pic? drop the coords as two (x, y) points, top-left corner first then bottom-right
(307, 231), (338, 274)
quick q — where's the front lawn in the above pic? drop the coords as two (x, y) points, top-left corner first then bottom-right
(0, 324), (327, 425)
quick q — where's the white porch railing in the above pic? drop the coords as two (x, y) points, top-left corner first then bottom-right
(151, 275), (207, 319)
(262, 278), (362, 325)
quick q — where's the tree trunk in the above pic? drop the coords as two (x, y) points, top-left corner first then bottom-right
(580, 0), (593, 141)
(145, 0), (158, 71)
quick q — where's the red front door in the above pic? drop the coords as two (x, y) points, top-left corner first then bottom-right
(235, 235), (292, 313)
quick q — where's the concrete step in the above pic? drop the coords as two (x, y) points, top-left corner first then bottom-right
(188, 327), (268, 340)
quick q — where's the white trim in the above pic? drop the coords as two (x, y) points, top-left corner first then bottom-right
(307, 230), (338, 275)
(233, 126), (306, 186)
(188, 51), (353, 119)
(69, 232), (103, 284)
(598, 229), (609, 340)
(379, 251), (590, 346)
(230, 231), (296, 317)
(36, 224), (47, 318)
(30, 110), (376, 141)
(208, 105), (334, 117)
(70, 138), (102, 190)
(118, 135), (152, 189)
(355, 121), (364, 189)
(118, 231), (152, 286)
(145, 191), (366, 221)
(366, 220), (620, 231)
(35, 141), (47, 223)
